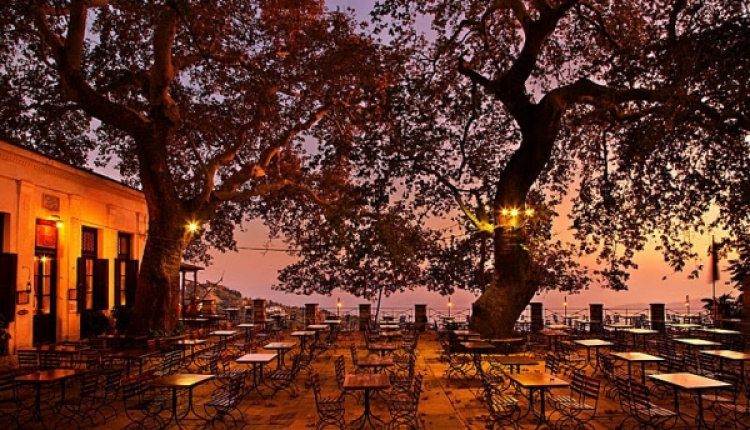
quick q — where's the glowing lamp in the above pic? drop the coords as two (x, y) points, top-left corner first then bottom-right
(524, 208), (534, 217)
(510, 208), (519, 217)
(52, 215), (63, 229)
(336, 298), (342, 316)
(187, 221), (200, 233)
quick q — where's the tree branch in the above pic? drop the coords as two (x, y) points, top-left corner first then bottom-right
(150, 7), (180, 124)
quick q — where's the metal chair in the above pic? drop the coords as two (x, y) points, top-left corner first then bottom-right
(203, 369), (247, 427)
(311, 372), (346, 430)
(545, 353), (561, 375)
(557, 341), (587, 374)
(266, 353), (302, 398)
(333, 355), (359, 403)
(616, 377), (677, 429)
(387, 373), (423, 430)
(478, 369), (519, 429)
(548, 370), (600, 430)
(389, 352), (417, 394)
(121, 372), (166, 430)
(57, 370), (101, 428)
(713, 379), (750, 429)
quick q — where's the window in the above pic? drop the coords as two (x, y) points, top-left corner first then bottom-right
(79, 227), (98, 310)
(117, 233), (131, 259)
(35, 254), (54, 315)
(115, 233), (137, 307)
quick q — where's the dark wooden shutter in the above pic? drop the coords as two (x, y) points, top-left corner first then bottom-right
(76, 257), (86, 313)
(93, 259), (109, 311)
(125, 260), (139, 306)
(0, 253), (18, 322)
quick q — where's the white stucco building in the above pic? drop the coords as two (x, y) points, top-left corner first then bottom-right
(0, 140), (147, 351)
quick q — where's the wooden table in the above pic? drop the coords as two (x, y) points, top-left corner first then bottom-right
(290, 331), (316, 352)
(263, 341), (297, 368)
(491, 356), (538, 374)
(670, 323), (701, 333)
(307, 324), (328, 342)
(149, 374), (214, 427)
(605, 323), (634, 332)
(367, 342), (399, 357)
(508, 372), (570, 428)
(343, 373), (390, 429)
(378, 330), (403, 341)
(357, 357), (395, 373)
(624, 328), (659, 349)
(210, 329), (239, 347)
(699, 328), (742, 343)
(699, 350), (750, 385)
(322, 319), (341, 335)
(171, 338), (208, 369)
(547, 324), (571, 331)
(538, 329), (568, 351)
(572, 339), (613, 373)
(674, 338), (722, 352)
(104, 349), (160, 376)
(610, 352), (664, 384)
(17, 344), (91, 369)
(461, 341), (497, 375)
(15, 369), (85, 427)
(236, 323), (255, 339)
(649, 372), (730, 428)
(379, 324), (400, 331)
(452, 330), (480, 341)
(236, 353), (277, 398)
(489, 338), (525, 355)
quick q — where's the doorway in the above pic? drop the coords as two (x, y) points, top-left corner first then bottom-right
(33, 220), (58, 346)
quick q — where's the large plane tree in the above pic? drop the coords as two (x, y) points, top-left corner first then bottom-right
(1, 0), (399, 334)
(359, 0), (750, 337)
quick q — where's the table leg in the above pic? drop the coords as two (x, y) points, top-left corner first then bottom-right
(350, 388), (386, 430)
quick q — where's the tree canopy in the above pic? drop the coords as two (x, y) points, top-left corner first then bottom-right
(2, 0), (749, 335)
(348, 0), (750, 295)
(1, 0), (409, 332)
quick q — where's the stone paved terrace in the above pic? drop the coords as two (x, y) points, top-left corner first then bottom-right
(2, 328), (743, 429)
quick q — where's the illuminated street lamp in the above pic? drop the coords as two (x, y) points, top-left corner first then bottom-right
(336, 297), (342, 317)
(447, 296), (453, 318)
(563, 296), (568, 320)
(187, 221), (200, 234)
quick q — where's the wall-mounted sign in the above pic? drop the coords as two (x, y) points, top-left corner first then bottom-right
(35, 220), (57, 249)
(42, 194), (60, 211)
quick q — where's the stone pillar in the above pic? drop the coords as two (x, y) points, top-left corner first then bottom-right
(589, 304), (604, 334)
(305, 303), (319, 326)
(530, 302), (543, 332)
(414, 304), (427, 332)
(359, 304), (371, 331)
(253, 299), (267, 325)
(650, 303), (666, 332)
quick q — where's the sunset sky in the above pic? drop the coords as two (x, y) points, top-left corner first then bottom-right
(197, 217), (735, 315)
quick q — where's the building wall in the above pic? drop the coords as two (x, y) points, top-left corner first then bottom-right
(0, 141), (148, 351)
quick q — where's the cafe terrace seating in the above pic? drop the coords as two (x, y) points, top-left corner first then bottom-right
(203, 369), (247, 427)
(386, 373), (423, 430)
(311, 372), (346, 430)
(548, 370), (601, 430)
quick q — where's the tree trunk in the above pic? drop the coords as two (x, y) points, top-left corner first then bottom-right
(129, 213), (189, 335)
(470, 227), (539, 339)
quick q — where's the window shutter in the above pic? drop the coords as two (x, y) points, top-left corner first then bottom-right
(93, 259), (109, 311)
(0, 253), (18, 322)
(76, 257), (86, 313)
(125, 260), (139, 306)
